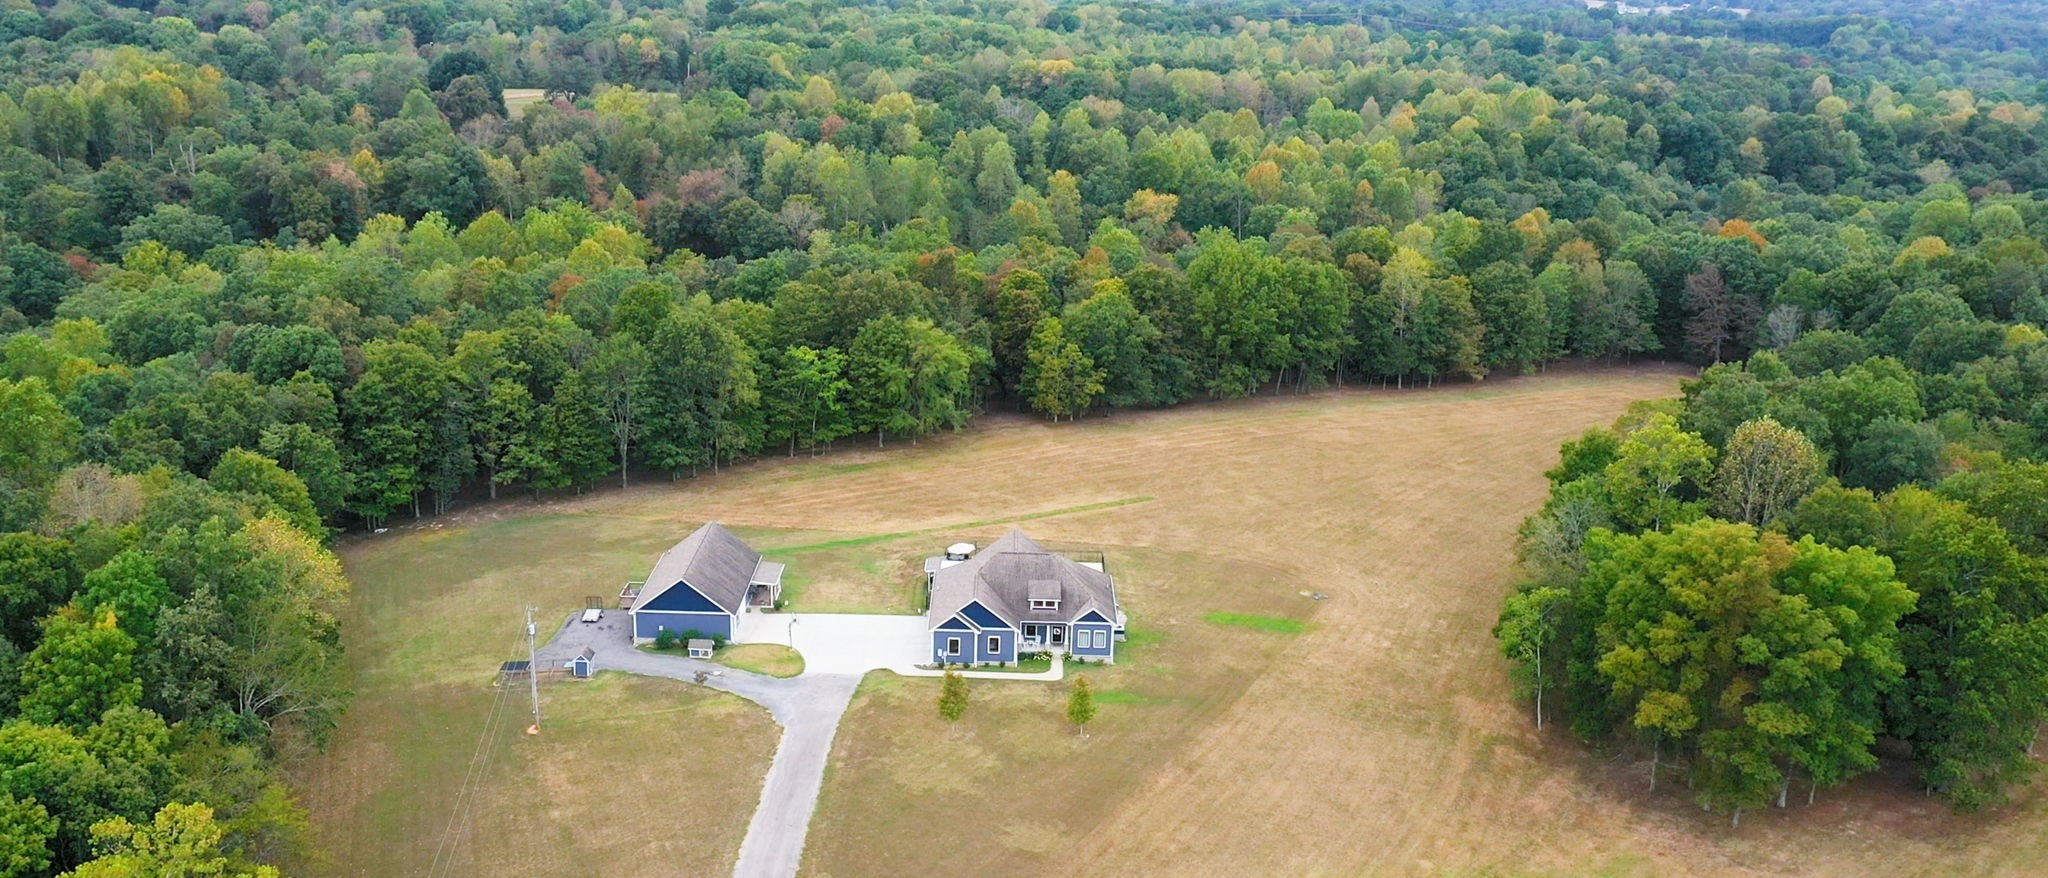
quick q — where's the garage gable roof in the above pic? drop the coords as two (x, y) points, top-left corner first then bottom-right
(632, 522), (763, 616)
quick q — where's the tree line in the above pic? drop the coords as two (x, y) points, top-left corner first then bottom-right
(1499, 336), (2048, 819)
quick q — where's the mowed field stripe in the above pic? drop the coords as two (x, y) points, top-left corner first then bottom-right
(763, 496), (1157, 554)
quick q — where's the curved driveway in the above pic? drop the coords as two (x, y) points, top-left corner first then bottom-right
(534, 612), (900, 878)
(537, 609), (1060, 877)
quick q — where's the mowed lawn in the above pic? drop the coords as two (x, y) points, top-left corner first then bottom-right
(296, 366), (2048, 877)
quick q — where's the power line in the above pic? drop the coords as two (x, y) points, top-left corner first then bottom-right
(426, 686), (512, 878)
(424, 616), (528, 878)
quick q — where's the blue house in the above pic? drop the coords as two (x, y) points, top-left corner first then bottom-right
(625, 523), (784, 644)
(927, 530), (1125, 666)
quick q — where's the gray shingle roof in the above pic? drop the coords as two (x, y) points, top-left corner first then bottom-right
(928, 530), (1118, 629)
(633, 522), (763, 615)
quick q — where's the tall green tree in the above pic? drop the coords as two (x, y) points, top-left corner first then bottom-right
(1022, 318), (1104, 421)
(1495, 585), (1569, 729)
(342, 341), (446, 526)
(0, 377), (79, 489)
(1063, 281), (1167, 407)
(589, 337), (650, 489)
(1186, 230), (1282, 396)
(1602, 413), (1716, 533)
(18, 610), (143, 730)
(1712, 418), (1824, 526)
(763, 346), (851, 456)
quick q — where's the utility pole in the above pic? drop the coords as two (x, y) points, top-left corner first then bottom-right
(525, 607), (541, 735)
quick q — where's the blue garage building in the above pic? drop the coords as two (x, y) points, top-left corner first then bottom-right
(625, 523), (784, 644)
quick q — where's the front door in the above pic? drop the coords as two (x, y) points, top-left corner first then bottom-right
(1050, 625), (1065, 647)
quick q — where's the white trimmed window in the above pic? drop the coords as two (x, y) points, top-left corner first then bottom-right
(987, 635), (1001, 655)
(946, 637), (961, 655)
(1095, 630), (1108, 648)
(1030, 599), (1059, 610)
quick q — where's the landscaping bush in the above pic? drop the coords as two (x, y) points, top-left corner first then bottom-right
(655, 629), (677, 650)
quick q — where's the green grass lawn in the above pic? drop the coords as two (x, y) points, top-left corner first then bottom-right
(1201, 612), (1309, 634)
(714, 643), (805, 678)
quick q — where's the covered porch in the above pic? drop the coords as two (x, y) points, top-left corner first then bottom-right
(1019, 621), (1070, 652)
(746, 560), (785, 608)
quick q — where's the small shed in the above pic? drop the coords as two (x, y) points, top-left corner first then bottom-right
(687, 638), (714, 658)
(568, 647), (595, 679)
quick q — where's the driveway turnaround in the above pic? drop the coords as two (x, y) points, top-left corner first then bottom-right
(737, 612), (930, 674)
(538, 609), (1042, 878)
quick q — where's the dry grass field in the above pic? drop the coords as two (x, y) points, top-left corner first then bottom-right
(296, 366), (2048, 876)
(501, 88), (548, 117)
(294, 514), (784, 877)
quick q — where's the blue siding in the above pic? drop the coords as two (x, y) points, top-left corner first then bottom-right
(932, 630), (972, 664)
(930, 627), (1015, 665)
(1076, 609), (1111, 624)
(1070, 623), (1114, 660)
(640, 581), (727, 613)
(960, 601), (1009, 629)
(634, 609), (731, 640)
(976, 627), (1015, 664)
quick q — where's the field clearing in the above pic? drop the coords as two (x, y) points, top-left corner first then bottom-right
(501, 88), (547, 117)
(296, 366), (2048, 876)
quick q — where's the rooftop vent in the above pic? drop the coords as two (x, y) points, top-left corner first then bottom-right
(945, 542), (976, 561)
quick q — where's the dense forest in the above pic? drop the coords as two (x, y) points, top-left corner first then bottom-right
(5, 0), (2048, 871)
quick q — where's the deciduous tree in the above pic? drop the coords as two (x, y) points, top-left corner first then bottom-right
(1066, 674), (1096, 736)
(1712, 418), (1824, 526)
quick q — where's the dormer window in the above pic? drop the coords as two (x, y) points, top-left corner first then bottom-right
(1030, 598), (1059, 610)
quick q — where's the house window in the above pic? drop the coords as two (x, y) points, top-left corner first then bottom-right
(1095, 630), (1108, 648)
(1030, 599), (1059, 610)
(946, 637), (961, 656)
(987, 635), (1001, 655)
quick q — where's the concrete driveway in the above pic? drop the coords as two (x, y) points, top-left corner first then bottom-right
(738, 612), (930, 674)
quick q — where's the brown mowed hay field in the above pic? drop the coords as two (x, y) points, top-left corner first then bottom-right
(297, 367), (2048, 876)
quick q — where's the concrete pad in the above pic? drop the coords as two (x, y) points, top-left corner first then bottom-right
(738, 612), (930, 674)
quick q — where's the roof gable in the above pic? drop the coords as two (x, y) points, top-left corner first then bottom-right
(638, 580), (723, 613)
(935, 615), (975, 631)
(632, 522), (763, 615)
(1076, 609), (1111, 624)
(960, 601), (1010, 629)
